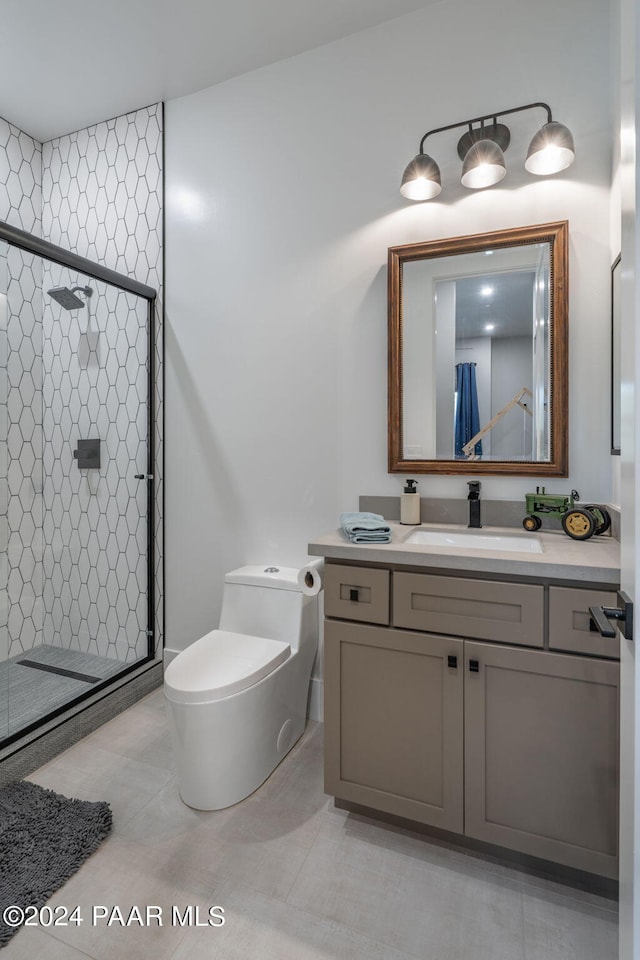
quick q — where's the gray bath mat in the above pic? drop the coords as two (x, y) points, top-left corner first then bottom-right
(0, 780), (112, 946)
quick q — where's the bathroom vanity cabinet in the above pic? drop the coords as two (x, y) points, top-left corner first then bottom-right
(322, 560), (620, 879)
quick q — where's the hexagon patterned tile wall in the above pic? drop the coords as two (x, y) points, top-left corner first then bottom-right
(0, 118), (43, 661)
(0, 103), (163, 667)
(41, 104), (163, 662)
(41, 267), (149, 661)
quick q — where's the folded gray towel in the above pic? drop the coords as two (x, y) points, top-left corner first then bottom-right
(340, 512), (391, 544)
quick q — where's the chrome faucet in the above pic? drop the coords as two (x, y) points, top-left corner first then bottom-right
(468, 481), (482, 528)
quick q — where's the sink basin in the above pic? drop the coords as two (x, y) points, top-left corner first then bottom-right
(404, 529), (543, 554)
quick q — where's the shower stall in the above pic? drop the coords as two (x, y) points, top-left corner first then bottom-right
(0, 218), (157, 747)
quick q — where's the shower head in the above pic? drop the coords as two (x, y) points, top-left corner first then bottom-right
(47, 285), (93, 310)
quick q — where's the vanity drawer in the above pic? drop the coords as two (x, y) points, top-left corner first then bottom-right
(549, 587), (619, 659)
(324, 564), (390, 625)
(393, 573), (543, 647)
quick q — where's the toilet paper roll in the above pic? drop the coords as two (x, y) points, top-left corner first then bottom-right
(298, 558), (324, 597)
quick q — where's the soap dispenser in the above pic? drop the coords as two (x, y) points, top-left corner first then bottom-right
(400, 479), (421, 525)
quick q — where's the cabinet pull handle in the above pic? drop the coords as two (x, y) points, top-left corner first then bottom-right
(447, 655), (458, 669)
(469, 659), (479, 673)
(349, 588), (359, 602)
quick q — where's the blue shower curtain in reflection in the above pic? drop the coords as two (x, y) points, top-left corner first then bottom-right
(455, 362), (482, 458)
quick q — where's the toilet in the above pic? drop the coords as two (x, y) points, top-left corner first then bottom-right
(164, 565), (319, 810)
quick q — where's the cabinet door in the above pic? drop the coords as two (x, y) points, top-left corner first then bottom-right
(324, 620), (464, 831)
(464, 642), (619, 878)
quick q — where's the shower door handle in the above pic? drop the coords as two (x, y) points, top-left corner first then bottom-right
(134, 474), (154, 480)
(589, 591), (633, 641)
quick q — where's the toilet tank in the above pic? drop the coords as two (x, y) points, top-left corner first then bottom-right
(219, 566), (316, 652)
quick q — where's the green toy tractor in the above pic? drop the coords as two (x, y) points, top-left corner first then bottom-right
(522, 488), (611, 541)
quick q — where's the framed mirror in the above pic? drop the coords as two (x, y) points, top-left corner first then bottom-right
(388, 221), (568, 475)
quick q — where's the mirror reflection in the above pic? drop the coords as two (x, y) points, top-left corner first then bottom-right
(388, 222), (568, 476)
(403, 243), (549, 462)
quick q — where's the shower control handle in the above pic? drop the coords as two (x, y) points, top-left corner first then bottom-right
(73, 437), (100, 469)
(134, 474), (154, 480)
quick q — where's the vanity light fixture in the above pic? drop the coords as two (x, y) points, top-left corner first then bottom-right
(399, 102), (575, 201)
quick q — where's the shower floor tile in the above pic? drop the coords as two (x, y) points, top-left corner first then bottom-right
(0, 644), (124, 739)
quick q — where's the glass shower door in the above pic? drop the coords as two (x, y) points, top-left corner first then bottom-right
(41, 263), (150, 672)
(0, 240), (153, 747)
(0, 241), (8, 741)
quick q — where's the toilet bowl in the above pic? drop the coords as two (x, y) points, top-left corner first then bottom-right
(164, 565), (318, 810)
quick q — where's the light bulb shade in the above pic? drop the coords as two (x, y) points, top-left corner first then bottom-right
(460, 139), (506, 189)
(400, 153), (442, 200)
(525, 121), (575, 175)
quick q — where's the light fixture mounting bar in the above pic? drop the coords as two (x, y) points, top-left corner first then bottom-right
(456, 122), (510, 161)
(418, 101), (553, 154)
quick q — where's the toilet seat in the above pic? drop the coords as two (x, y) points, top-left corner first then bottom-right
(164, 629), (291, 704)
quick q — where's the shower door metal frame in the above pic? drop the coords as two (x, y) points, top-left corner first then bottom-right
(0, 218), (158, 747)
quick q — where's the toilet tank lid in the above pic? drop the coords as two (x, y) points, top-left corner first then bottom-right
(224, 565), (302, 591)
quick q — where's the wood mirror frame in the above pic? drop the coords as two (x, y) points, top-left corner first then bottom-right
(388, 221), (568, 476)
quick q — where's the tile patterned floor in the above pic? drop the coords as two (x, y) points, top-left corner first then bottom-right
(1, 689), (618, 959)
(0, 644), (124, 739)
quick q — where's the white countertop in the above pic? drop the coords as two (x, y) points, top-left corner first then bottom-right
(308, 522), (620, 584)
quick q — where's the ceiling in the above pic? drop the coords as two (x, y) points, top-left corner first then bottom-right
(455, 271), (536, 340)
(1, 0), (437, 143)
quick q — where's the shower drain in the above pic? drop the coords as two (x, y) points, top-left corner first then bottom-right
(16, 659), (101, 684)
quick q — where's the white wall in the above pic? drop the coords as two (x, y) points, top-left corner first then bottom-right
(435, 282), (456, 457)
(611, 0), (623, 510)
(490, 337), (533, 459)
(402, 260), (436, 459)
(165, 0), (613, 656)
